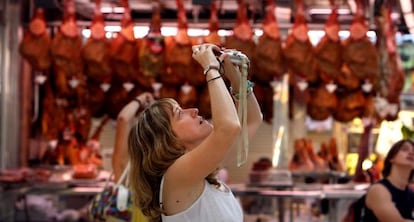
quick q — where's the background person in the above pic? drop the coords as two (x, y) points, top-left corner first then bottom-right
(364, 139), (414, 222)
(112, 92), (154, 182)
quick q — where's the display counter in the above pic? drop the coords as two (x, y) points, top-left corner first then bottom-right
(229, 182), (368, 222)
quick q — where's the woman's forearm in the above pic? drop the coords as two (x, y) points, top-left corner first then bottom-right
(206, 69), (241, 133)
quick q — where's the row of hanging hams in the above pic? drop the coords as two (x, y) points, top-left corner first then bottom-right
(19, 0), (405, 141)
(288, 0), (404, 124)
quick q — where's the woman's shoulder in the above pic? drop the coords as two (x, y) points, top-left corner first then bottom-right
(366, 181), (391, 201)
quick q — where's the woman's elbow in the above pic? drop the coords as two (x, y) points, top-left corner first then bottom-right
(228, 121), (242, 137)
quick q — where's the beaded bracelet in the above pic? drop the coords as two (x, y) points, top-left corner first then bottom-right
(230, 80), (254, 100)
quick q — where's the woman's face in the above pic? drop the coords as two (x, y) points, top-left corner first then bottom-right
(391, 142), (414, 169)
(170, 105), (213, 151)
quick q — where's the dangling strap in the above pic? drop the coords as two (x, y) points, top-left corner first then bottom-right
(159, 176), (165, 209)
(117, 161), (131, 186)
(237, 60), (249, 167)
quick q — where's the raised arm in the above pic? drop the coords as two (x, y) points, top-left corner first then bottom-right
(168, 44), (241, 183)
(221, 53), (263, 139)
(112, 92), (153, 182)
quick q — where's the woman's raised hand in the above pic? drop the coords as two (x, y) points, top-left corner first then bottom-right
(192, 43), (221, 70)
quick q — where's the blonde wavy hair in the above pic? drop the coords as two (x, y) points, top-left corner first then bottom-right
(128, 98), (219, 222)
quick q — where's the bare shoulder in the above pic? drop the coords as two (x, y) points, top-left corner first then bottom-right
(366, 183), (391, 206)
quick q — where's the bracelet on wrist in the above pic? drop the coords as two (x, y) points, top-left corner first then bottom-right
(133, 98), (142, 107)
(203, 65), (221, 76)
(230, 80), (254, 100)
(207, 75), (222, 83)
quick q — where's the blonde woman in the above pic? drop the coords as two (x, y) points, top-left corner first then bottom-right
(128, 43), (262, 222)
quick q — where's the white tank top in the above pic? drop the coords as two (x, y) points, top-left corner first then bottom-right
(159, 178), (243, 222)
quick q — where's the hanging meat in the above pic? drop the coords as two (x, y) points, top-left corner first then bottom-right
(19, 8), (52, 72)
(375, 4), (405, 121)
(224, 0), (256, 78)
(87, 81), (107, 118)
(336, 63), (361, 90)
(314, 1), (342, 84)
(303, 138), (328, 170)
(51, 0), (83, 77)
(319, 137), (343, 171)
(189, 0), (222, 87)
(289, 138), (315, 171)
(109, 0), (139, 83)
(204, 0), (222, 46)
(253, 0), (285, 83)
(41, 83), (67, 141)
(177, 84), (198, 108)
(333, 90), (366, 122)
(253, 83), (273, 123)
(138, 0), (165, 88)
(159, 84), (179, 99)
(198, 86), (211, 119)
(81, 0), (112, 84)
(103, 84), (131, 120)
(284, 0), (318, 84)
(306, 84), (338, 121)
(342, 0), (379, 89)
(163, 0), (192, 86)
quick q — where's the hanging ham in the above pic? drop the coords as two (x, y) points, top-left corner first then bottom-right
(87, 81), (107, 118)
(103, 84), (130, 120)
(138, 0), (165, 88)
(198, 86), (212, 119)
(204, 0), (222, 46)
(109, 0), (139, 83)
(81, 0), (112, 84)
(41, 83), (67, 141)
(342, 0), (379, 88)
(306, 84), (338, 120)
(375, 4), (405, 121)
(163, 0), (192, 86)
(224, 0), (256, 78)
(177, 84), (198, 108)
(314, 1), (342, 84)
(189, 0), (222, 87)
(51, 0), (83, 77)
(333, 90), (366, 122)
(19, 8), (52, 72)
(253, 83), (273, 123)
(253, 0), (285, 83)
(284, 0), (318, 84)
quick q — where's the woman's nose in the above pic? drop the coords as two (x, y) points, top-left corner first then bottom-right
(191, 108), (199, 117)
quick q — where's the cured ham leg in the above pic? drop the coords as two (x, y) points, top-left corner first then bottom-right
(138, 0), (165, 88)
(314, 1), (342, 84)
(19, 8), (52, 72)
(224, 0), (256, 78)
(162, 0), (192, 86)
(51, 0), (83, 77)
(375, 4), (405, 121)
(342, 0), (379, 89)
(253, 0), (285, 83)
(284, 0), (318, 84)
(109, 0), (139, 83)
(81, 0), (112, 84)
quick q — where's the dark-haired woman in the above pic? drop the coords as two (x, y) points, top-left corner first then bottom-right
(365, 139), (414, 221)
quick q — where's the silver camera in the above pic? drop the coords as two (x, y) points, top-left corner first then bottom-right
(217, 50), (250, 66)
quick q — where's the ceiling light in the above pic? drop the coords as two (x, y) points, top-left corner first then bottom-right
(308, 8), (351, 15)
